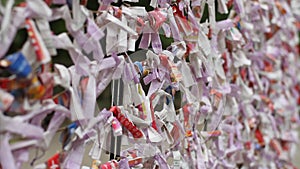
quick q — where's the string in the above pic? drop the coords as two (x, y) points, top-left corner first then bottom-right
(30, 148), (45, 166)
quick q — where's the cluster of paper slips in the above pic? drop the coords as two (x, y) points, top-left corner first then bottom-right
(0, 0), (299, 169)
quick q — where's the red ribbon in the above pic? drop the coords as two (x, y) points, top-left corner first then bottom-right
(255, 129), (265, 146)
(110, 106), (143, 138)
